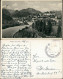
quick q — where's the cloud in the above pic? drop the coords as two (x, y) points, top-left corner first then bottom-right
(21, 1), (62, 12)
(12, 3), (18, 7)
(2, 5), (6, 8)
(7, 6), (11, 9)
(2, 5), (11, 9)
(57, 3), (62, 10)
(41, 8), (50, 12)
(2, 1), (62, 12)
(14, 8), (19, 10)
(49, 2), (62, 11)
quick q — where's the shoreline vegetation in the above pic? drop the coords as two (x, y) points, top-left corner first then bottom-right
(13, 19), (61, 38)
(2, 8), (62, 38)
(2, 8), (20, 29)
(2, 8), (29, 29)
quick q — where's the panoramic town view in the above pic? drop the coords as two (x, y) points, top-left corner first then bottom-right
(2, 1), (62, 38)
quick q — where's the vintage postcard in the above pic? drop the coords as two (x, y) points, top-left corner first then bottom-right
(1, 0), (62, 38)
(0, 0), (63, 79)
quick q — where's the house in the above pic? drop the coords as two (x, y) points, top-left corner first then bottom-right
(43, 12), (55, 18)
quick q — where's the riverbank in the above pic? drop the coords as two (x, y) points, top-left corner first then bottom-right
(2, 22), (33, 38)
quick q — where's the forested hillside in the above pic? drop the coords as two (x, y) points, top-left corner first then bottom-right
(2, 8), (20, 29)
(12, 8), (42, 17)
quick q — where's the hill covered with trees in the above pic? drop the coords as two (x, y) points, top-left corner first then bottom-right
(12, 8), (43, 18)
(2, 8), (13, 22)
(2, 8), (20, 29)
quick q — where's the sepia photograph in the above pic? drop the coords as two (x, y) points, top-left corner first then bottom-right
(2, 0), (62, 38)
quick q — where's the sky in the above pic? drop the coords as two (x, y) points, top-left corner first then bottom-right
(2, 1), (62, 12)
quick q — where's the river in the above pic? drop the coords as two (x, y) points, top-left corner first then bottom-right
(2, 22), (33, 38)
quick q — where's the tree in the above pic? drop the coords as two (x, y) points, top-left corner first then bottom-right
(56, 20), (62, 37)
(45, 19), (52, 35)
(48, 20), (52, 35)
